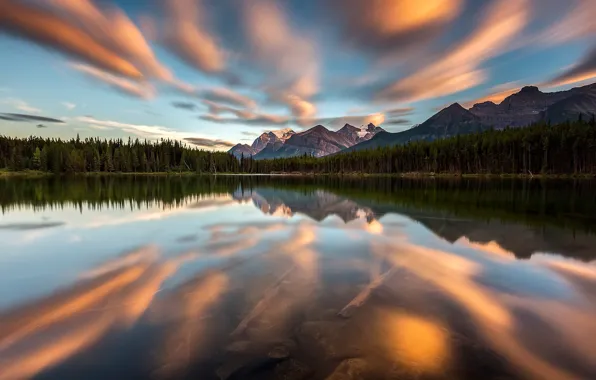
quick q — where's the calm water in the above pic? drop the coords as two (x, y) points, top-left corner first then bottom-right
(1, 176), (596, 380)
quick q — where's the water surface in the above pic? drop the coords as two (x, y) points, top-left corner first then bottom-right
(1, 176), (595, 380)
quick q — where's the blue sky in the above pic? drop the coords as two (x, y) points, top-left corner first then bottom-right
(0, 0), (595, 150)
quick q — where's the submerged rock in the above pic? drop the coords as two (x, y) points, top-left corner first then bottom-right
(325, 358), (369, 380)
(274, 359), (313, 380)
(269, 344), (291, 359)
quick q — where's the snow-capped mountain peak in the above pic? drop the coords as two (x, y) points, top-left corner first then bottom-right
(270, 128), (294, 139)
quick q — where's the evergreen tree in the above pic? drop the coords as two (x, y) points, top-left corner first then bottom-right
(31, 147), (41, 170)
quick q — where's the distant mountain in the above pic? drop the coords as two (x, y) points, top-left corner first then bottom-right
(251, 128), (295, 153)
(469, 83), (596, 129)
(253, 123), (384, 159)
(540, 92), (596, 124)
(228, 144), (256, 158)
(336, 123), (385, 146)
(336, 124), (362, 146)
(228, 128), (295, 157)
(345, 103), (489, 152)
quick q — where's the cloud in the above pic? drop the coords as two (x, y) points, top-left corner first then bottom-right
(0, 98), (41, 113)
(201, 100), (255, 119)
(385, 107), (414, 117)
(88, 124), (113, 131)
(183, 137), (235, 148)
(383, 118), (411, 126)
(200, 88), (257, 109)
(200, 113), (290, 127)
(77, 116), (230, 150)
(37, 124), (48, 128)
(76, 116), (191, 142)
(0, 0), (142, 79)
(462, 82), (522, 108)
(159, 0), (226, 74)
(241, 131), (259, 137)
(0, 113), (64, 123)
(376, 0), (529, 103)
(71, 63), (156, 99)
(242, 0), (319, 119)
(171, 101), (198, 111)
(276, 94), (317, 124)
(50, 0), (174, 80)
(544, 46), (596, 88)
(62, 102), (76, 110)
(331, 0), (463, 54)
(538, 1), (596, 45)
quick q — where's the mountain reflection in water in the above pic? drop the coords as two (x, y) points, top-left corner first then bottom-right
(0, 176), (595, 380)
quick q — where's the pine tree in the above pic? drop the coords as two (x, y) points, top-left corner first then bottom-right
(32, 147), (41, 170)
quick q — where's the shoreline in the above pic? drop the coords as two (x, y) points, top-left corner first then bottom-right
(1, 170), (595, 179)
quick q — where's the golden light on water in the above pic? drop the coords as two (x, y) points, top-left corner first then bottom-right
(381, 311), (450, 373)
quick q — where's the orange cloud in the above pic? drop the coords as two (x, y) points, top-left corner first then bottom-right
(377, 0), (529, 103)
(243, 0), (319, 118)
(0, 0), (142, 79)
(333, 0), (462, 52)
(161, 0), (225, 74)
(48, 0), (173, 81)
(279, 94), (317, 123)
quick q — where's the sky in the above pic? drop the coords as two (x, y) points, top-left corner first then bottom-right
(0, 0), (595, 151)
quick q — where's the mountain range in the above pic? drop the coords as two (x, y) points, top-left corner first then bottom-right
(229, 123), (384, 159)
(229, 82), (596, 159)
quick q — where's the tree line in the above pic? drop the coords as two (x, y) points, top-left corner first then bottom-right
(1, 119), (595, 175)
(0, 135), (240, 174)
(239, 119), (596, 175)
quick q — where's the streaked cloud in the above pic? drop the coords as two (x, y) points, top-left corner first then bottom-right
(538, 1), (596, 45)
(199, 88), (257, 109)
(0, 98), (41, 113)
(242, 0), (319, 120)
(0, 113), (64, 123)
(200, 113), (290, 127)
(376, 0), (530, 103)
(0, 0), (142, 79)
(183, 137), (235, 148)
(383, 118), (411, 126)
(76, 116), (215, 145)
(159, 0), (226, 74)
(385, 107), (415, 117)
(171, 101), (198, 111)
(331, 0), (463, 54)
(545, 46), (596, 88)
(71, 63), (156, 99)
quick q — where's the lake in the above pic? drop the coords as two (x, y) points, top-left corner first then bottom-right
(1, 176), (595, 380)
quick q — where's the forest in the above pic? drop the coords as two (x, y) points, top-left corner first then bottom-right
(1, 119), (595, 175)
